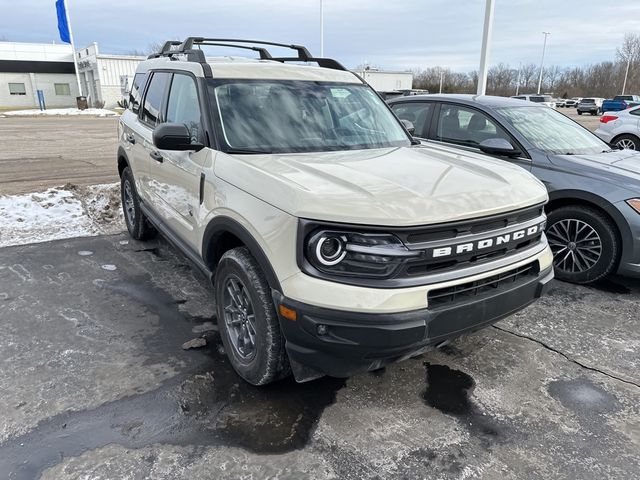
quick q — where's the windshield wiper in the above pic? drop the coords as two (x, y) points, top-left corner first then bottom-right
(225, 148), (272, 155)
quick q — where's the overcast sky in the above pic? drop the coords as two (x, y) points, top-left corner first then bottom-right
(2, 0), (639, 71)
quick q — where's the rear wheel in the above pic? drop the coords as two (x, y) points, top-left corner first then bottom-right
(215, 247), (289, 385)
(577, 111), (583, 115)
(121, 167), (156, 240)
(614, 134), (640, 150)
(546, 205), (619, 284)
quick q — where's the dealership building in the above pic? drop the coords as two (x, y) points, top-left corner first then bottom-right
(0, 42), (79, 109)
(0, 41), (144, 110)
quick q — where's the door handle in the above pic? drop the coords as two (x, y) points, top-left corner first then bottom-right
(150, 150), (163, 163)
(126, 133), (136, 144)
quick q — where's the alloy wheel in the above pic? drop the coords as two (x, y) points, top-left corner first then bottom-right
(222, 275), (257, 361)
(616, 138), (636, 150)
(547, 219), (602, 274)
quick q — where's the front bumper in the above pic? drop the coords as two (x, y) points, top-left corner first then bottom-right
(274, 266), (554, 381)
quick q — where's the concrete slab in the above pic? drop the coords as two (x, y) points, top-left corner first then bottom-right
(0, 235), (638, 479)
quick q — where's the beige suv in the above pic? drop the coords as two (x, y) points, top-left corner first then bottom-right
(118, 38), (554, 385)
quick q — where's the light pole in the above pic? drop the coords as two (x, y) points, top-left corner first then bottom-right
(439, 70), (444, 94)
(477, 0), (495, 95)
(622, 55), (631, 95)
(537, 32), (550, 94)
(320, 0), (324, 57)
(515, 62), (521, 95)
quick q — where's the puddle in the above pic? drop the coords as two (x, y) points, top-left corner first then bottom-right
(0, 277), (345, 479)
(423, 364), (504, 441)
(548, 378), (620, 415)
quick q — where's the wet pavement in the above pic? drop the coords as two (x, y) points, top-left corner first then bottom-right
(0, 234), (639, 479)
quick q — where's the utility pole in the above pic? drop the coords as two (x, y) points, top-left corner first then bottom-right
(439, 70), (444, 94)
(63, 0), (83, 96)
(622, 55), (631, 95)
(319, 0), (324, 57)
(476, 0), (495, 95)
(537, 32), (550, 94)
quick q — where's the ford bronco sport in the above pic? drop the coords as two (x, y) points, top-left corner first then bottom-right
(118, 38), (554, 385)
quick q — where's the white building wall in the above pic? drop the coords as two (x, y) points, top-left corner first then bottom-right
(353, 70), (413, 92)
(77, 43), (143, 108)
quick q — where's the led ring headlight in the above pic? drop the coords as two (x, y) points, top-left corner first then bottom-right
(315, 235), (347, 266)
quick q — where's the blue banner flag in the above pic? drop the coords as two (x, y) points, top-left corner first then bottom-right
(55, 0), (71, 44)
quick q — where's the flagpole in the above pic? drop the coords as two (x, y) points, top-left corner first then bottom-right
(63, 0), (83, 97)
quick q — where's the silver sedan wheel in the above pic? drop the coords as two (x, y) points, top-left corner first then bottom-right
(616, 138), (636, 150)
(547, 219), (602, 274)
(222, 275), (257, 362)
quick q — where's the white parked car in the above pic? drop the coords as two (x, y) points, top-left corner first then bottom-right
(595, 105), (640, 150)
(511, 94), (556, 108)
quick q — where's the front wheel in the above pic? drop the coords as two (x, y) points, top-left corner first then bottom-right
(577, 111), (583, 115)
(215, 247), (289, 385)
(546, 206), (620, 284)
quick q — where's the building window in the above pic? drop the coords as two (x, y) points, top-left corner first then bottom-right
(9, 83), (26, 95)
(54, 83), (71, 96)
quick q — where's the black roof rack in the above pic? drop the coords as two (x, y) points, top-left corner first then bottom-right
(148, 37), (348, 72)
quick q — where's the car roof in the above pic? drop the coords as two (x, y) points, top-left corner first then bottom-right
(388, 93), (541, 108)
(137, 56), (362, 83)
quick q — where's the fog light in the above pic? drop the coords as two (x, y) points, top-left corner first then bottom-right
(317, 324), (328, 336)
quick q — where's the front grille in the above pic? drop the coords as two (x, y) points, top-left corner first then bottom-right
(427, 262), (538, 308)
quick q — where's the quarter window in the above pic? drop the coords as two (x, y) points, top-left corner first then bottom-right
(141, 72), (170, 126)
(128, 73), (146, 114)
(390, 102), (432, 137)
(166, 74), (202, 143)
(435, 104), (511, 148)
(54, 83), (71, 96)
(9, 83), (26, 95)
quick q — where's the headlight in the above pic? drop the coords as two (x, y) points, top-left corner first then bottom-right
(305, 230), (419, 278)
(626, 198), (640, 214)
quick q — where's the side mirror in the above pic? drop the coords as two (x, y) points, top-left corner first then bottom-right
(479, 138), (521, 158)
(400, 119), (415, 135)
(153, 123), (204, 151)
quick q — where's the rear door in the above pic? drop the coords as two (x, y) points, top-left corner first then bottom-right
(137, 71), (172, 210)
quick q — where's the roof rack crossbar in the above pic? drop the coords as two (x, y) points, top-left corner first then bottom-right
(148, 37), (348, 72)
(193, 42), (273, 60)
(182, 38), (312, 61)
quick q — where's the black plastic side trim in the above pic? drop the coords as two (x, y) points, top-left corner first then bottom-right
(139, 202), (213, 282)
(199, 173), (205, 205)
(202, 217), (282, 291)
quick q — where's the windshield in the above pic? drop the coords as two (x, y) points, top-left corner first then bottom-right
(496, 106), (610, 155)
(208, 80), (411, 153)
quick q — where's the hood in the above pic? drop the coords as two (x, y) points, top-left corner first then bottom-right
(550, 149), (640, 183)
(214, 145), (548, 227)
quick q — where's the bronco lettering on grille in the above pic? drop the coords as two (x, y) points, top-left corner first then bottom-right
(428, 223), (544, 259)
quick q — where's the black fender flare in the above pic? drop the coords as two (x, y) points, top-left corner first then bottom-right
(117, 146), (130, 176)
(202, 216), (282, 292)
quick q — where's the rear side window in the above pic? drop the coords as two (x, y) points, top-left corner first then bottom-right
(630, 107), (640, 117)
(390, 102), (433, 137)
(141, 72), (171, 127)
(128, 73), (146, 114)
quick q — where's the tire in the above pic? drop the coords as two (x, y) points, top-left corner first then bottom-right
(614, 134), (640, 150)
(546, 205), (620, 284)
(120, 167), (156, 240)
(215, 247), (289, 385)
(577, 111), (582, 115)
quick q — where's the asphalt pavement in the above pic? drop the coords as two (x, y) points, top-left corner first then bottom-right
(0, 234), (638, 479)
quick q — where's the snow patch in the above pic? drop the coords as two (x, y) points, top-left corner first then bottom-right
(2, 108), (118, 117)
(0, 183), (124, 248)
